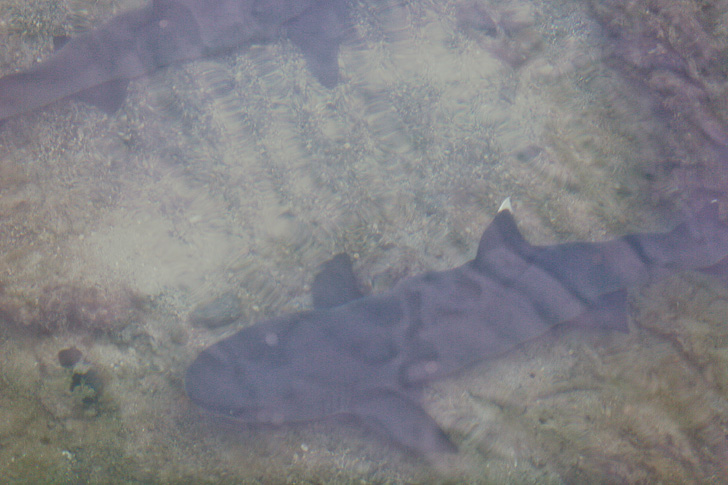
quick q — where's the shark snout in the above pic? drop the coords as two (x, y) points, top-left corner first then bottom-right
(185, 347), (253, 414)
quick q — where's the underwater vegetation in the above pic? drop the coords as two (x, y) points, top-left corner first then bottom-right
(589, 0), (728, 205)
(454, 0), (542, 69)
(0, 283), (143, 335)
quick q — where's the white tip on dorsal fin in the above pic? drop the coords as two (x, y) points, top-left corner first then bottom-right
(498, 197), (512, 213)
(475, 197), (529, 266)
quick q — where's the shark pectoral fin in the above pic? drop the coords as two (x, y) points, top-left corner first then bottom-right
(296, 40), (340, 88)
(48, 34), (129, 114)
(312, 253), (365, 309)
(286, 2), (347, 88)
(52, 35), (72, 50)
(700, 255), (728, 286)
(575, 289), (630, 332)
(352, 389), (457, 454)
(71, 79), (131, 114)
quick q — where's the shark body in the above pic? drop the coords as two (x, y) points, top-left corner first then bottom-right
(0, 0), (349, 122)
(186, 201), (728, 453)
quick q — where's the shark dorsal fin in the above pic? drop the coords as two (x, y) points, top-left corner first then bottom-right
(312, 253), (365, 309)
(475, 199), (532, 266)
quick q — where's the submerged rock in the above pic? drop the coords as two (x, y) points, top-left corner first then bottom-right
(57, 347), (82, 368)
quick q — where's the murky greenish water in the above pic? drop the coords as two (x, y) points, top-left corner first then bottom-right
(0, 0), (727, 482)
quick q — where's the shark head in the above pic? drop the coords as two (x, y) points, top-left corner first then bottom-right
(185, 314), (301, 424)
(185, 311), (359, 424)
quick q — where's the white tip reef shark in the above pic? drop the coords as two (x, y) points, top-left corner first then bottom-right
(0, 0), (350, 122)
(186, 199), (728, 453)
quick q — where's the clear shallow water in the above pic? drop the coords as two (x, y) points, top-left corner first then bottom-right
(0, 0), (727, 481)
